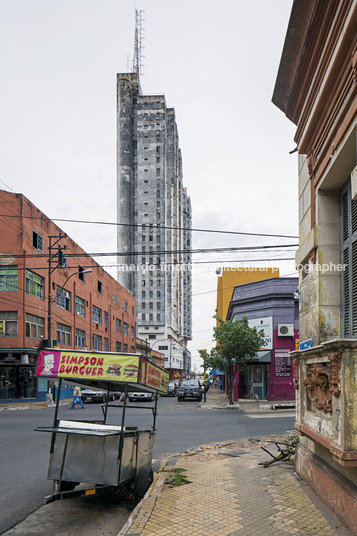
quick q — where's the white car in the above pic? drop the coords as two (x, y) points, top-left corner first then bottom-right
(80, 388), (116, 403)
(128, 392), (153, 402)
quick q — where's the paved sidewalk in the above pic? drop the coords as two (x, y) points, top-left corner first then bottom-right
(120, 437), (354, 536)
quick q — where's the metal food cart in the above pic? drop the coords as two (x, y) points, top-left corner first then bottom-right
(35, 349), (169, 503)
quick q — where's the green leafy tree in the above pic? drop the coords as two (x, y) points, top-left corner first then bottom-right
(201, 315), (265, 404)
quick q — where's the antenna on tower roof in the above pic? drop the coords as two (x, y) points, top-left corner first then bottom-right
(133, 9), (145, 77)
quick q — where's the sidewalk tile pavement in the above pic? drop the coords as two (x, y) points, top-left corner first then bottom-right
(123, 438), (354, 536)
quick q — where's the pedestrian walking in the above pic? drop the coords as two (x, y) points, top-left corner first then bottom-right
(116, 392), (125, 405)
(70, 385), (85, 409)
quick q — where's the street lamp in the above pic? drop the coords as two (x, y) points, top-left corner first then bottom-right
(47, 268), (92, 345)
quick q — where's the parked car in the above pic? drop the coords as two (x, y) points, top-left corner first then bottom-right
(127, 391), (153, 402)
(166, 380), (180, 396)
(177, 380), (203, 402)
(80, 388), (116, 403)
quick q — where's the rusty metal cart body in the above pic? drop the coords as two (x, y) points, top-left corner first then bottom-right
(35, 349), (169, 502)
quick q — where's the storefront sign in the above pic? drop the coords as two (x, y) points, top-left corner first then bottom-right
(36, 350), (140, 383)
(140, 358), (169, 392)
(248, 317), (273, 349)
(274, 348), (291, 377)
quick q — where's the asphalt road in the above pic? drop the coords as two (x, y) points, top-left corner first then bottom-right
(0, 397), (295, 535)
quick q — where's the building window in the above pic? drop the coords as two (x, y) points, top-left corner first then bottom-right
(93, 334), (102, 350)
(0, 311), (18, 336)
(116, 318), (121, 332)
(341, 179), (357, 336)
(124, 301), (128, 312)
(25, 313), (44, 339)
(158, 345), (168, 350)
(123, 322), (128, 335)
(75, 296), (85, 317)
(142, 291), (146, 298)
(98, 280), (103, 293)
(116, 341), (121, 352)
(104, 311), (108, 328)
(114, 293), (118, 305)
(92, 305), (102, 324)
(78, 266), (87, 281)
(0, 266), (18, 292)
(123, 344), (128, 352)
(57, 287), (71, 311)
(131, 326), (135, 338)
(157, 313), (161, 321)
(131, 306), (135, 316)
(75, 328), (86, 348)
(104, 337), (109, 351)
(142, 313), (146, 321)
(130, 346), (135, 353)
(156, 168), (160, 177)
(57, 323), (71, 345)
(26, 270), (44, 299)
(32, 230), (43, 252)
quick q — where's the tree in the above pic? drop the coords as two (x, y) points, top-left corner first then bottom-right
(202, 315), (265, 405)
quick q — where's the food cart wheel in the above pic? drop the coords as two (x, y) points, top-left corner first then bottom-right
(134, 466), (154, 499)
(55, 480), (78, 492)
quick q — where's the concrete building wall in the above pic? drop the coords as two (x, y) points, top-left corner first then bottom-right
(116, 74), (192, 377)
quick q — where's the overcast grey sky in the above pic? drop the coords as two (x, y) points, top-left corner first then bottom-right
(0, 0), (297, 369)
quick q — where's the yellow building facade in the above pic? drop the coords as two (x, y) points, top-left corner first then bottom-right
(216, 267), (280, 321)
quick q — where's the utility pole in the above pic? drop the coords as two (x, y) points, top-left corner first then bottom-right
(203, 349), (208, 403)
(47, 234), (67, 345)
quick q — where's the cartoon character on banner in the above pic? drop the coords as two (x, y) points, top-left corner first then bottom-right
(41, 353), (56, 376)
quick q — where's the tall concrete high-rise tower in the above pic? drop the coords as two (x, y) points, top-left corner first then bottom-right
(116, 73), (192, 378)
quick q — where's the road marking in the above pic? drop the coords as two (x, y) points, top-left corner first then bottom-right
(245, 412), (295, 418)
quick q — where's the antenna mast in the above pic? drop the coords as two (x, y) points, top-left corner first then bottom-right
(133, 9), (145, 77)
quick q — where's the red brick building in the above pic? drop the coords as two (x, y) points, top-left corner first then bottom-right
(0, 190), (136, 401)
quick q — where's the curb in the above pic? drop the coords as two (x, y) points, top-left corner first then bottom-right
(0, 401), (71, 411)
(117, 454), (177, 536)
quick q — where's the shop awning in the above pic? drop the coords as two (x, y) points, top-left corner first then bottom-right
(250, 351), (271, 363)
(210, 369), (225, 376)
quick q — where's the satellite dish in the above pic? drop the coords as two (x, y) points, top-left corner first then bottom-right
(216, 267), (222, 275)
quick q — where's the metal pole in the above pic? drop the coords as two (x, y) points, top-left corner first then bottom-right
(48, 237), (52, 342)
(153, 391), (158, 431)
(118, 383), (128, 481)
(50, 378), (62, 454)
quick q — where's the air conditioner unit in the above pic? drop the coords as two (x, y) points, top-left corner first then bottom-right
(278, 324), (294, 337)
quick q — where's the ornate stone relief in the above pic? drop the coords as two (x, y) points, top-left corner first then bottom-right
(302, 352), (342, 413)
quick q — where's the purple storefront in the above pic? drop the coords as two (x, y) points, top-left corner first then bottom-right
(226, 277), (299, 402)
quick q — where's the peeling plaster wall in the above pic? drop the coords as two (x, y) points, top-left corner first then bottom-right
(296, 158), (341, 346)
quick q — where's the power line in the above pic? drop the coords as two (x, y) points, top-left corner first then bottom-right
(0, 244), (298, 261)
(0, 214), (299, 239)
